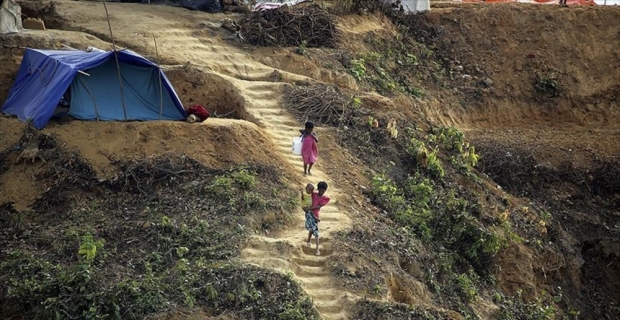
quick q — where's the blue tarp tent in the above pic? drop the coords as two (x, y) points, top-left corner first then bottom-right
(1, 48), (188, 129)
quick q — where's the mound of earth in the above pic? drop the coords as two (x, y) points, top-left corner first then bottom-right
(407, 3), (620, 130)
(0, 116), (289, 211)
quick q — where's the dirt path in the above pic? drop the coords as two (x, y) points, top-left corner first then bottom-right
(49, 1), (358, 318)
(236, 80), (355, 319)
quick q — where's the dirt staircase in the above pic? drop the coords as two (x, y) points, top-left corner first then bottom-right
(236, 80), (355, 320)
(182, 46), (357, 320)
(149, 27), (357, 320)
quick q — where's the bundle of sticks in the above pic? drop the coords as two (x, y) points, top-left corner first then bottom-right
(283, 84), (351, 126)
(238, 4), (339, 47)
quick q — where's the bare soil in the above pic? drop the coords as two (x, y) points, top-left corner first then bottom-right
(409, 3), (620, 130)
(0, 116), (283, 211)
(1, 0), (619, 319)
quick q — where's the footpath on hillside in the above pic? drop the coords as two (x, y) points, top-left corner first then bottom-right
(31, 1), (360, 319)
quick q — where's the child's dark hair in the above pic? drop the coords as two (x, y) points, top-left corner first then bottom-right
(317, 181), (328, 190)
(305, 121), (314, 129)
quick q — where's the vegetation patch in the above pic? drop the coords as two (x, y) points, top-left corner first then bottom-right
(328, 114), (597, 318)
(341, 34), (440, 98)
(0, 131), (316, 319)
(318, 95), (587, 316)
(324, 111), (521, 315)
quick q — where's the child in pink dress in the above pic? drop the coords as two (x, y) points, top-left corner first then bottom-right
(299, 121), (318, 176)
(303, 181), (330, 256)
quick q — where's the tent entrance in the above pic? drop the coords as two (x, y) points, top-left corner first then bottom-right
(51, 88), (71, 120)
(67, 58), (177, 122)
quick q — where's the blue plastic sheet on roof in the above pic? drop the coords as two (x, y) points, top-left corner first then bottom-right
(1, 48), (187, 129)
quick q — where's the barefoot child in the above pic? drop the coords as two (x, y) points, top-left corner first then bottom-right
(303, 181), (330, 256)
(299, 121), (318, 176)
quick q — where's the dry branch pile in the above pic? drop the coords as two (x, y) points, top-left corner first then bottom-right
(475, 140), (541, 194)
(283, 84), (352, 126)
(109, 154), (210, 195)
(238, 5), (339, 47)
(476, 139), (620, 197)
(34, 151), (97, 212)
(587, 160), (620, 196)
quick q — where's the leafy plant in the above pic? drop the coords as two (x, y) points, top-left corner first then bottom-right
(296, 40), (308, 55)
(428, 126), (479, 170)
(456, 273), (477, 302)
(464, 146), (479, 167)
(231, 168), (257, 189)
(427, 147), (445, 179)
(350, 59), (367, 81)
(433, 126), (465, 154)
(77, 232), (104, 263)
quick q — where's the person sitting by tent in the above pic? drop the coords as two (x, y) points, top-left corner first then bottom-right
(185, 104), (210, 122)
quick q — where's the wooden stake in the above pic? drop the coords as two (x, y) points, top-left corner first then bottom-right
(153, 35), (164, 120)
(102, 0), (128, 121)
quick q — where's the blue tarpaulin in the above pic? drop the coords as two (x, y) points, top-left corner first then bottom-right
(1, 48), (187, 129)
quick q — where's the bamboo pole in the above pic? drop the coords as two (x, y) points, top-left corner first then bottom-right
(153, 35), (164, 120)
(77, 75), (101, 121)
(102, 0), (128, 121)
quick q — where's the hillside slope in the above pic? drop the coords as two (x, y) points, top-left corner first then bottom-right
(1, 1), (619, 319)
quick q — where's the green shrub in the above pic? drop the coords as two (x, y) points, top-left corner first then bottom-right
(428, 126), (478, 171)
(368, 169), (508, 277)
(232, 168), (257, 189)
(350, 59), (367, 81)
(405, 136), (445, 179)
(456, 273), (477, 302)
